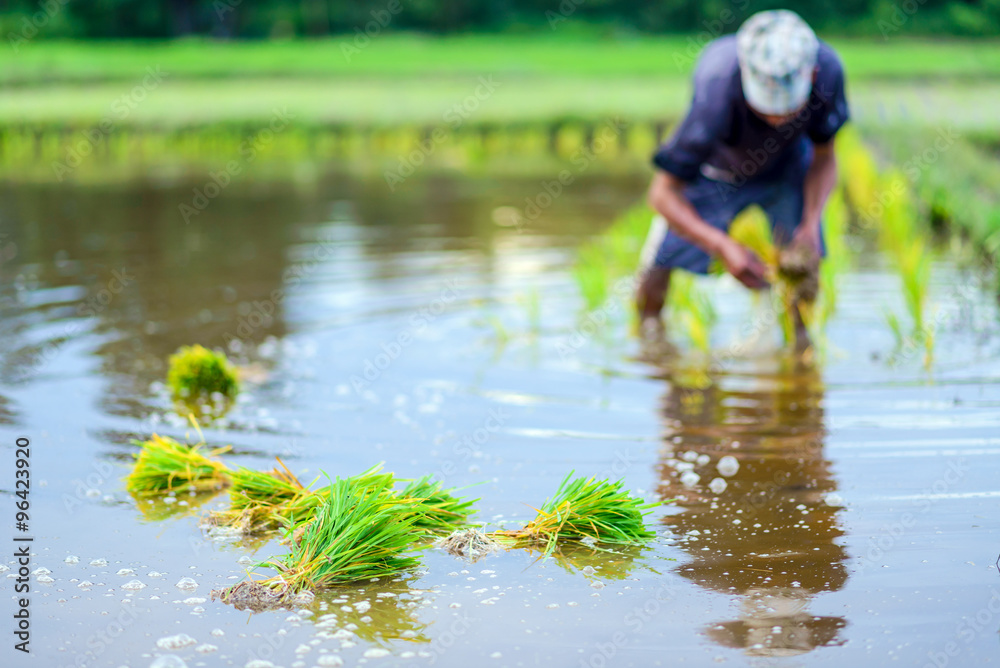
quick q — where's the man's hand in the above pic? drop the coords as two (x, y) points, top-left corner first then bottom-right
(791, 222), (822, 256)
(717, 238), (770, 290)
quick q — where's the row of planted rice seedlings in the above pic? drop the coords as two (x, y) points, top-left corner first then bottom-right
(836, 126), (934, 365)
(0, 119), (672, 176)
(571, 126), (915, 357)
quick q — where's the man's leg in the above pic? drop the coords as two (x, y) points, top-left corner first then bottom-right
(636, 176), (750, 331)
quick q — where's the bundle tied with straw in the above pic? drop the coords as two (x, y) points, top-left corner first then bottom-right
(126, 433), (231, 496)
(493, 472), (658, 555)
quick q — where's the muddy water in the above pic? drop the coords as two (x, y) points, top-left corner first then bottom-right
(1, 168), (999, 668)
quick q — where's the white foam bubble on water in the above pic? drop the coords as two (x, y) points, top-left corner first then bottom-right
(709, 478), (728, 494)
(156, 633), (197, 650)
(116, 568), (135, 577)
(175, 577), (198, 590)
(717, 456), (740, 477)
(89, 558), (108, 567)
(122, 580), (146, 591)
(149, 656), (188, 668)
(316, 656), (344, 667)
(680, 471), (700, 487)
(364, 648), (390, 659)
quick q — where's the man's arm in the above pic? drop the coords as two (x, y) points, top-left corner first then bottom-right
(794, 139), (838, 253)
(647, 171), (769, 289)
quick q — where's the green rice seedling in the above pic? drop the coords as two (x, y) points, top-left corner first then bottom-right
(126, 433), (231, 496)
(492, 472), (658, 556)
(257, 474), (425, 592)
(397, 475), (478, 534)
(666, 270), (717, 352)
(573, 242), (610, 311)
(167, 344), (239, 400)
(878, 169), (932, 363)
(517, 288), (542, 337)
(208, 459), (322, 534)
(837, 125), (881, 221)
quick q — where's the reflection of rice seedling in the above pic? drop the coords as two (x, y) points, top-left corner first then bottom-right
(167, 344), (239, 400)
(133, 489), (224, 522)
(126, 433), (231, 496)
(398, 475), (477, 534)
(321, 580), (432, 645)
(525, 540), (653, 581)
(667, 270), (717, 352)
(517, 288), (542, 337)
(254, 475), (424, 592)
(493, 473), (658, 556)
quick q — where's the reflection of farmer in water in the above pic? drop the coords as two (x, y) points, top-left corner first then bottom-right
(636, 10), (850, 351)
(655, 367), (847, 657)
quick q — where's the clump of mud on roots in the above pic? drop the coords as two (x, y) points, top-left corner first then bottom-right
(778, 244), (820, 304)
(211, 581), (313, 613)
(436, 528), (504, 562)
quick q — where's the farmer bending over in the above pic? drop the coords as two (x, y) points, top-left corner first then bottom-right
(636, 10), (849, 351)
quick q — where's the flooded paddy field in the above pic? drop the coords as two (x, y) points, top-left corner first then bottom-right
(1, 165), (999, 668)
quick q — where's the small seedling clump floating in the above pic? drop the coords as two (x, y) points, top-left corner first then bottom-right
(493, 473), (658, 555)
(167, 344), (239, 400)
(126, 433), (231, 496)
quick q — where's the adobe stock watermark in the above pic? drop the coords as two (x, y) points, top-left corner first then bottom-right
(383, 76), (501, 191)
(340, 0), (403, 62)
(578, 578), (679, 668)
(878, 0), (929, 40)
(221, 236), (338, 347)
(8, 267), (134, 383)
(429, 408), (510, 482)
(556, 276), (636, 358)
(0, 231), (18, 265)
(856, 125), (959, 230)
(857, 458), (968, 573)
(671, 0), (751, 70)
(348, 279), (461, 393)
(52, 67), (169, 181)
(61, 599), (144, 668)
(7, 0), (69, 52)
(179, 107), (295, 223)
(506, 117), (627, 232)
(546, 0), (585, 28)
(921, 588), (1000, 668)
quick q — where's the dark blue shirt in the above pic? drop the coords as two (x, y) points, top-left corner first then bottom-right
(652, 35), (850, 184)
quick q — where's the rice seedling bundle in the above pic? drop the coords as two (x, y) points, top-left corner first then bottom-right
(126, 433), (231, 495)
(167, 344), (239, 400)
(398, 475), (477, 533)
(493, 472), (658, 555)
(208, 460), (321, 534)
(257, 474), (425, 591)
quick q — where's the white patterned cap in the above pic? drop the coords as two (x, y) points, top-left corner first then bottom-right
(736, 10), (819, 115)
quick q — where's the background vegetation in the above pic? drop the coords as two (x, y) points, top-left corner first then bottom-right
(5, 0), (1000, 38)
